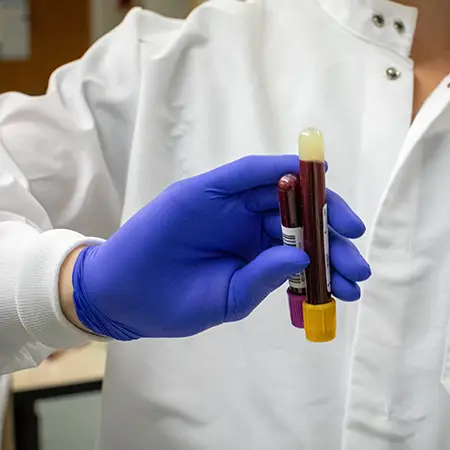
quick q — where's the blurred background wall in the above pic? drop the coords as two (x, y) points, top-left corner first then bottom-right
(0, 0), (204, 95)
(0, 3), (206, 449)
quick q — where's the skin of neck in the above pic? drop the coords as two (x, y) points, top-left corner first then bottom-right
(393, 1), (450, 120)
(395, 0), (450, 63)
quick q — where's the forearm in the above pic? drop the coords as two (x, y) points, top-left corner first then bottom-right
(0, 9), (148, 375)
(59, 246), (91, 333)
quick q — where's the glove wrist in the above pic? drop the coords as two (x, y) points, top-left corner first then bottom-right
(59, 245), (92, 333)
(72, 246), (140, 341)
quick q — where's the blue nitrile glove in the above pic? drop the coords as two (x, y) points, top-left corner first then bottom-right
(72, 155), (370, 340)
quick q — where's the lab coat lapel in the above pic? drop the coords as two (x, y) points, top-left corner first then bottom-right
(343, 85), (450, 449)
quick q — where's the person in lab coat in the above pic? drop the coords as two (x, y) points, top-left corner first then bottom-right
(0, 0), (449, 448)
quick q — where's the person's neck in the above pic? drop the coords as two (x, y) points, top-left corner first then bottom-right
(396, 0), (450, 63)
(395, 1), (450, 120)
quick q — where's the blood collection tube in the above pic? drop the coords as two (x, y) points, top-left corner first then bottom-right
(277, 174), (306, 328)
(298, 128), (336, 343)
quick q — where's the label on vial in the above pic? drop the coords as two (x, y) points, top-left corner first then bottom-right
(323, 204), (331, 293)
(281, 225), (306, 290)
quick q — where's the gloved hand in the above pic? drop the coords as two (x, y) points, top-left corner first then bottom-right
(72, 155), (370, 340)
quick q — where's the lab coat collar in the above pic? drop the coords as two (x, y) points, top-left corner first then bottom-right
(317, 0), (418, 58)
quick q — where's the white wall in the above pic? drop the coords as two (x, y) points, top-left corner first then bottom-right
(90, 0), (193, 42)
(137, 0), (191, 18)
(90, 0), (129, 42)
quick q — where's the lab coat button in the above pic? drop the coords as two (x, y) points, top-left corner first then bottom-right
(386, 67), (401, 80)
(372, 13), (385, 28)
(393, 19), (405, 34)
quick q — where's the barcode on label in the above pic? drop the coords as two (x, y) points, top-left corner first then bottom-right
(281, 225), (305, 290)
(281, 226), (303, 249)
(289, 272), (306, 289)
(282, 232), (297, 247)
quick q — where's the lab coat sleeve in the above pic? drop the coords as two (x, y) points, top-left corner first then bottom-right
(0, 8), (177, 374)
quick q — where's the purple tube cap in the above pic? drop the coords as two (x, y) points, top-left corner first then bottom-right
(287, 289), (305, 329)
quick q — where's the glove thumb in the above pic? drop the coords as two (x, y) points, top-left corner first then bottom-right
(225, 246), (309, 322)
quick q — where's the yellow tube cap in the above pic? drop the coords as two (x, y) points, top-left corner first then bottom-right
(302, 299), (336, 343)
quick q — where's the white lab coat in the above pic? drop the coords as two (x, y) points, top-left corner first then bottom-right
(0, 0), (450, 448)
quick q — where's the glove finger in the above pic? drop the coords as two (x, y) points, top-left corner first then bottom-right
(327, 189), (366, 239)
(262, 213), (282, 240)
(225, 246), (309, 322)
(206, 155), (301, 194)
(329, 228), (371, 282)
(331, 270), (361, 301)
(243, 185), (279, 212)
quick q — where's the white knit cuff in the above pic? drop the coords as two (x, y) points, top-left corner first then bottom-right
(16, 229), (110, 349)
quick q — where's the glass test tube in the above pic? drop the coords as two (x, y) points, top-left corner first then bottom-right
(277, 174), (306, 328)
(298, 128), (336, 343)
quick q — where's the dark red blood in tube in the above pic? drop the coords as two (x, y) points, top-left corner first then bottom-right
(277, 174), (305, 297)
(299, 160), (330, 306)
(278, 174), (301, 228)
